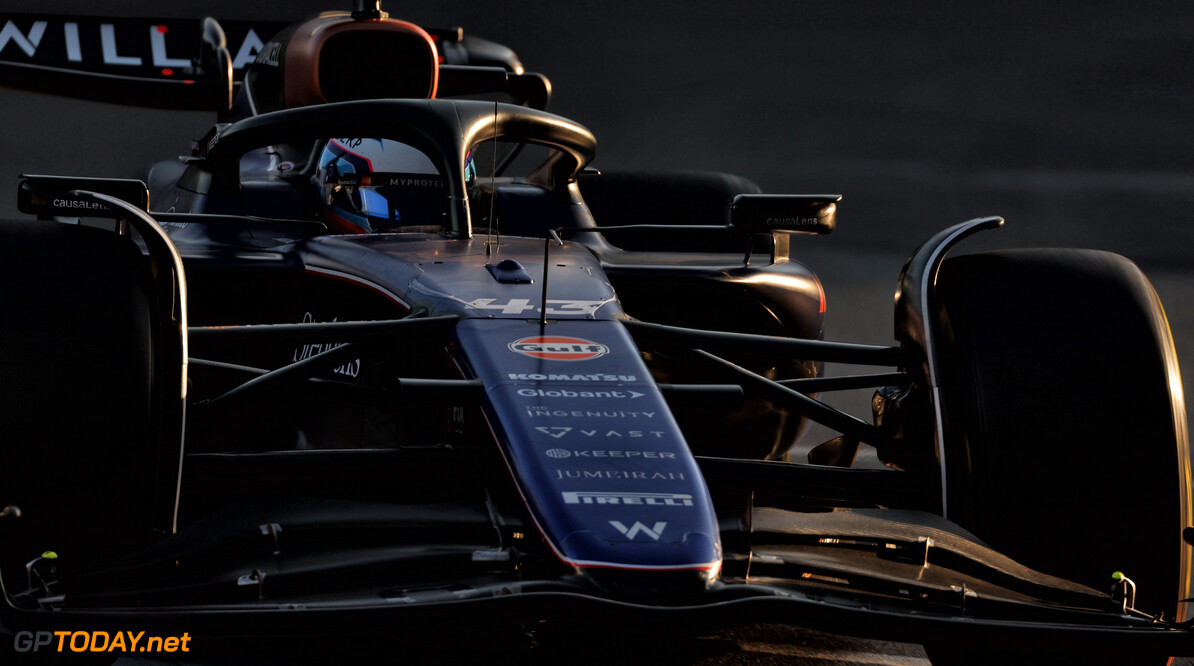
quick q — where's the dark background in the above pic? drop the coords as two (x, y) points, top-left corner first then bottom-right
(2, 1), (1192, 662)
(4, 1), (1193, 262)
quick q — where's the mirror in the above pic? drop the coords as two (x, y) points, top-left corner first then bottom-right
(727, 194), (840, 236)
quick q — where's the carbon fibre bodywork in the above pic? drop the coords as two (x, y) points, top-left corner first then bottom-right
(0, 5), (1190, 664)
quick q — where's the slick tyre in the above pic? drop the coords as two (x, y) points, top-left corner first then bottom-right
(0, 220), (159, 585)
(934, 250), (1189, 636)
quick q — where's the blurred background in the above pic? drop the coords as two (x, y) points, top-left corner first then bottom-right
(2, 0), (1190, 342)
(1, 1), (1192, 662)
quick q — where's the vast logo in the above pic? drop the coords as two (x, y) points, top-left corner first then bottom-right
(534, 427), (667, 439)
(508, 336), (609, 361)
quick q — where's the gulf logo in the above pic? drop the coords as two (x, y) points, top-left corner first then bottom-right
(508, 336), (610, 361)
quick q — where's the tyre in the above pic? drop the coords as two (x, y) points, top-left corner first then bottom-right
(0, 220), (164, 589)
(924, 645), (1167, 666)
(933, 249), (1190, 630)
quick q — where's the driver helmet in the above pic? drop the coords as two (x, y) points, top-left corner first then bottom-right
(317, 138), (452, 233)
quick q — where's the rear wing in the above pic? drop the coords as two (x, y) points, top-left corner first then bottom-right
(0, 13), (547, 114)
(0, 14), (281, 113)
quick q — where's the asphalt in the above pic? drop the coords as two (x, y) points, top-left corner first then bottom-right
(3, 1), (1193, 663)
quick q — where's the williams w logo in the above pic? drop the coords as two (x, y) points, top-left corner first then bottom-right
(609, 521), (666, 541)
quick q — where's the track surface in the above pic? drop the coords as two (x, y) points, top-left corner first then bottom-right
(4, 1), (1193, 663)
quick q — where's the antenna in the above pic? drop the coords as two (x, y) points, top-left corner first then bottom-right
(352, 0), (388, 19)
(539, 229), (563, 327)
(486, 101), (499, 256)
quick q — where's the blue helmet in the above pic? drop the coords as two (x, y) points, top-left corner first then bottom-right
(317, 138), (450, 233)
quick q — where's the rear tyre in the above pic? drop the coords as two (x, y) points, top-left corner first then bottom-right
(934, 250), (1188, 647)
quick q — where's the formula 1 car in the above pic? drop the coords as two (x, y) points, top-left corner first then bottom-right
(0, 3), (1190, 664)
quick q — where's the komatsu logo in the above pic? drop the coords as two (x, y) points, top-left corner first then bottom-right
(508, 336), (609, 361)
(507, 373), (636, 382)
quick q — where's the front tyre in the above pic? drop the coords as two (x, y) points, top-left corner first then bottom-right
(933, 249), (1189, 658)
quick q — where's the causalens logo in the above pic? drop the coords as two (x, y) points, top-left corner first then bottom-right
(508, 336), (609, 361)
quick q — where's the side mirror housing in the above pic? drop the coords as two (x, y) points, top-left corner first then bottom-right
(727, 194), (839, 236)
(727, 194), (840, 264)
(18, 175), (150, 219)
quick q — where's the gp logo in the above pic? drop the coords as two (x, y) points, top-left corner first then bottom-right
(508, 336), (609, 361)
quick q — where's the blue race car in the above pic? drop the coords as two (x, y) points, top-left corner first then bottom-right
(0, 3), (1189, 663)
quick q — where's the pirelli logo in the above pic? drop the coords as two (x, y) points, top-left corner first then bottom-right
(561, 491), (694, 507)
